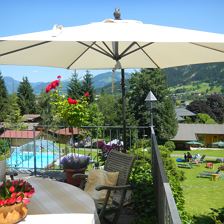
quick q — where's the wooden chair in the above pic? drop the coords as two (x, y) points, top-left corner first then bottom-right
(73, 150), (135, 224)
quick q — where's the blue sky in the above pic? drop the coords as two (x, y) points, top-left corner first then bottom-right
(1, 0), (224, 82)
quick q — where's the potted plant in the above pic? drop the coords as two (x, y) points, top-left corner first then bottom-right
(60, 154), (90, 186)
(0, 139), (10, 182)
(0, 179), (35, 223)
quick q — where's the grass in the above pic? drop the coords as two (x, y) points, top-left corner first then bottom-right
(175, 153), (224, 223)
(172, 149), (224, 158)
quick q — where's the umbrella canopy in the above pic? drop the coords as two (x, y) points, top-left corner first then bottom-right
(1, 11), (224, 151)
(1, 18), (224, 69)
(186, 141), (203, 146)
(212, 141), (224, 147)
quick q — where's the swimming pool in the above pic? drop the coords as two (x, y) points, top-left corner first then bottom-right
(7, 140), (60, 169)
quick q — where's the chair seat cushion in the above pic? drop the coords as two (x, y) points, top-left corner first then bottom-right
(84, 169), (119, 203)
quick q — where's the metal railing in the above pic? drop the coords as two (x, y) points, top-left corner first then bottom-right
(1, 124), (182, 223)
(151, 127), (182, 224)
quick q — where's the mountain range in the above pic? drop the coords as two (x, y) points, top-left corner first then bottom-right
(3, 62), (224, 94)
(3, 71), (131, 94)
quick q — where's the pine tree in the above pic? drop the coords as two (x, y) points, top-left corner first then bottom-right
(128, 68), (177, 141)
(4, 94), (26, 130)
(81, 70), (94, 102)
(67, 71), (82, 99)
(17, 76), (36, 115)
(0, 72), (8, 121)
(36, 90), (53, 125)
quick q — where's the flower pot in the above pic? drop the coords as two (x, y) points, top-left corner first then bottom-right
(64, 168), (86, 186)
(0, 160), (6, 182)
(0, 203), (28, 224)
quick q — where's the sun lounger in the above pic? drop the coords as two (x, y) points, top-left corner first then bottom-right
(177, 163), (192, 169)
(197, 169), (220, 178)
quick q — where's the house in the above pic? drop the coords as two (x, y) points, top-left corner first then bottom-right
(22, 114), (41, 130)
(48, 128), (82, 144)
(172, 123), (224, 149)
(0, 130), (40, 146)
(175, 108), (195, 122)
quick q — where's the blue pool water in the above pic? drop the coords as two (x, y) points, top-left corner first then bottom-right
(7, 140), (60, 169)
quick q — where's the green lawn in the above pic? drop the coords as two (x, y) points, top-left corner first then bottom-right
(175, 158), (224, 222)
(172, 149), (224, 158)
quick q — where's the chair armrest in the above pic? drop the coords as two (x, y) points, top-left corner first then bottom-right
(95, 184), (131, 191)
(72, 173), (88, 179)
(72, 174), (88, 189)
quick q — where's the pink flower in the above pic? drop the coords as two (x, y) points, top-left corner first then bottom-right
(57, 75), (62, 79)
(22, 198), (30, 205)
(84, 92), (90, 97)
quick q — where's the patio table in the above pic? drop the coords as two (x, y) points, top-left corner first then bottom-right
(23, 176), (100, 224)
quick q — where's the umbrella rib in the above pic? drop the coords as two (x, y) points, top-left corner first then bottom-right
(191, 43), (224, 54)
(77, 41), (114, 58)
(102, 42), (115, 57)
(131, 42), (160, 68)
(0, 41), (51, 57)
(66, 42), (97, 69)
(120, 42), (154, 58)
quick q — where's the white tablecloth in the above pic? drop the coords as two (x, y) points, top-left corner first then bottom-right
(23, 176), (100, 224)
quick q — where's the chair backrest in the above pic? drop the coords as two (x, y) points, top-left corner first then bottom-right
(104, 150), (135, 186)
(200, 155), (206, 161)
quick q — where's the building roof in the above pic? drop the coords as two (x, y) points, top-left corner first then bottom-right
(51, 128), (81, 136)
(0, 130), (40, 139)
(172, 123), (224, 141)
(175, 108), (195, 117)
(22, 114), (41, 122)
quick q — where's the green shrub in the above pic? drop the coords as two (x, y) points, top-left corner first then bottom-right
(129, 151), (157, 223)
(209, 207), (224, 224)
(0, 139), (10, 160)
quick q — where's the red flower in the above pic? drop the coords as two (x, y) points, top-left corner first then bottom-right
(45, 84), (52, 93)
(9, 186), (15, 193)
(84, 92), (90, 97)
(57, 75), (62, 79)
(51, 80), (59, 89)
(68, 98), (78, 105)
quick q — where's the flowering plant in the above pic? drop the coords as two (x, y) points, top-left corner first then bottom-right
(60, 154), (90, 170)
(46, 76), (90, 127)
(0, 179), (35, 207)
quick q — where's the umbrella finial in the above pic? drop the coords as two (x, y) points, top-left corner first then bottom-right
(114, 8), (121, 20)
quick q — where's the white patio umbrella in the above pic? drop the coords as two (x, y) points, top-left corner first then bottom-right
(1, 11), (224, 150)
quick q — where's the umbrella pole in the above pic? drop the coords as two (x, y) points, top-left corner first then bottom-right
(121, 68), (127, 152)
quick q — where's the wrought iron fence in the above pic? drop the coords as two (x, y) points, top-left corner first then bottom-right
(1, 125), (149, 172)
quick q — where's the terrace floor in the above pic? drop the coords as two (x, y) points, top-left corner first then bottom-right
(7, 170), (136, 224)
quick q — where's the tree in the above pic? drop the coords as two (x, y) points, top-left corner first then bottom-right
(187, 94), (224, 123)
(0, 72), (8, 121)
(128, 68), (177, 141)
(96, 94), (120, 125)
(36, 90), (53, 125)
(81, 71), (94, 102)
(187, 99), (212, 116)
(195, 113), (216, 124)
(206, 94), (224, 123)
(17, 77), (36, 115)
(4, 94), (26, 130)
(67, 71), (82, 99)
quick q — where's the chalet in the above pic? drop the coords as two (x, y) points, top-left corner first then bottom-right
(22, 114), (41, 130)
(172, 123), (224, 149)
(48, 128), (82, 144)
